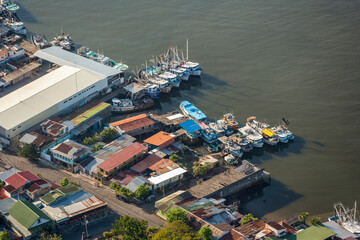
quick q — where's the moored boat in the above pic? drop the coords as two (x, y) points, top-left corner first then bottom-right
(247, 116), (279, 146)
(209, 122), (225, 137)
(51, 33), (75, 51)
(1, 0), (19, 12)
(239, 125), (264, 148)
(217, 119), (234, 136)
(230, 133), (253, 152)
(182, 61), (202, 76)
(201, 128), (218, 144)
(203, 142), (221, 153)
(144, 84), (160, 99)
(4, 19), (26, 35)
(180, 101), (207, 122)
(224, 154), (238, 165)
(111, 97), (154, 113)
(148, 77), (172, 93)
(169, 67), (190, 81)
(158, 71), (180, 88)
(270, 126), (289, 143)
(32, 35), (50, 49)
(223, 113), (239, 131)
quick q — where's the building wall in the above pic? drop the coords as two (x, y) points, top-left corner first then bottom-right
(150, 173), (184, 190)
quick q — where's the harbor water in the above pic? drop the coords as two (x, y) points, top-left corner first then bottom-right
(19, 0), (360, 220)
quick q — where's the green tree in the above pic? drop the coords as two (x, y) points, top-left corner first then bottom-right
(135, 185), (150, 200)
(193, 165), (208, 177)
(240, 213), (258, 225)
(197, 226), (212, 240)
(309, 216), (321, 225)
(165, 208), (188, 223)
(103, 231), (114, 239)
(152, 220), (197, 240)
(298, 212), (309, 224)
(60, 177), (69, 187)
(169, 154), (179, 162)
(146, 226), (160, 236)
(82, 136), (97, 145)
(0, 231), (10, 240)
(37, 232), (62, 240)
(0, 182), (3, 189)
(100, 127), (118, 141)
(91, 143), (104, 153)
(17, 144), (39, 160)
(112, 216), (148, 240)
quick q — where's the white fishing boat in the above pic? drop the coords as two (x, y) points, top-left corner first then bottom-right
(158, 71), (180, 88)
(144, 83), (160, 99)
(201, 128), (218, 143)
(31, 35), (50, 49)
(224, 154), (238, 165)
(270, 126), (289, 143)
(239, 125), (264, 148)
(111, 98), (154, 113)
(217, 119), (234, 136)
(218, 136), (243, 157)
(333, 202), (360, 237)
(230, 133), (253, 152)
(1, 0), (19, 12)
(209, 122), (225, 137)
(169, 67), (190, 81)
(247, 116), (279, 146)
(52, 33), (75, 51)
(4, 20), (26, 35)
(273, 125), (294, 141)
(223, 113), (239, 131)
(147, 77), (172, 93)
(182, 61), (202, 76)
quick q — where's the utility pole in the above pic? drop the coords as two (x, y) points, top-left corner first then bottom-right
(82, 232), (84, 240)
(83, 215), (89, 239)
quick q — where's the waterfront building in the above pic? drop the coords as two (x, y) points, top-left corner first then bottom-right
(109, 113), (156, 137)
(96, 142), (147, 184)
(50, 139), (90, 170)
(144, 131), (175, 149)
(147, 167), (187, 190)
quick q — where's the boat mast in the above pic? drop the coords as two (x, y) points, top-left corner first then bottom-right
(186, 38), (189, 61)
(355, 201), (357, 222)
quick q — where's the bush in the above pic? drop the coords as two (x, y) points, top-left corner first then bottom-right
(197, 226), (213, 240)
(240, 213), (258, 225)
(0, 231), (10, 240)
(169, 154), (179, 162)
(165, 208), (188, 223)
(309, 216), (321, 225)
(82, 136), (97, 145)
(193, 165), (208, 177)
(100, 127), (118, 141)
(60, 177), (69, 187)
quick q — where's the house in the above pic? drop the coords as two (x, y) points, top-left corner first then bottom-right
(131, 154), (163, 174)
(179, 119), (201, 141)
(148, 159), (179, 176)
(77, 134), (136, 177)
(7, 200), (52, 240)
(198, 155), (220, 168)
(40, 117), (74, 138)
(109, 113), (156, 137)
(230, 220), (266, 239)
(50, 139), (90, 170)
(110, 171), (149, 193)
(144, 131), (175, 149)
(41, 189), (108, 229)
(2, 171), (41, 198)
(19, 132), (53, 151)
(96, 142), (147, 184)
(0, 168), (19, 183)
(147, 167), (187, 190)
(24, 179), (52, 200)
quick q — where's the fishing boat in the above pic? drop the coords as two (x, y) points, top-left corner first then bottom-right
(223, 113), (239, 131)
(147, 77), (172, 93)
(272, 125), (294, 141)
(203, 142), (221, 153)
(209, 122), (225, 137)
(182, 61), (202, 76)
(247, 117), (279, 146)
(239, 125), (264, 148)
(218, 136), (243, 157)
(270, 126), (289, 143)
(180, 101), (207, 122)
(3, 19), (26, 35)
(51, 33), (75, 51)
(158, 71), (180, 88)
(217, 120), (234, 136)
(111, 97), (154, 113)
(31, 35), (50, 49)
(230, 133), (253, 152)
(169, 67), (190, 81)
(332, 202), (360, 237)
(224, 154), (238, 165)
(144, 84), (160, 99)
(201, 128), (218, 143)
(1, 0), (19, 12)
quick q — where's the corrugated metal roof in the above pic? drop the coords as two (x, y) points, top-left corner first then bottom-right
(131, 154), (162, 173)
(0, 65), (104, 131)
(144, 131), (175, 147)
(0, 168), (19, 182)
(179, 120), (201, 134)
(148, 167), (187, 185)
(34, 46), (122, 77)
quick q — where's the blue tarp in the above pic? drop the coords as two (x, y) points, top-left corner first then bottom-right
(179, 120), (201, 134)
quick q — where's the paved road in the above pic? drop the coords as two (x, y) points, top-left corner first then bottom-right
(0, 152), (165, 229)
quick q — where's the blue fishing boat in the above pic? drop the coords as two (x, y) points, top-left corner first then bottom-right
(144, 84), (160, 99)
(179, 101), (207, 122)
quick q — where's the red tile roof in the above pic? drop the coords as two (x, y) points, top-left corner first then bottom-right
(130, 154), (162, 173)
(233, 220), (265, 237)
(25, 182), (41, 193)
(30, 132), (53, 149)
(0, 187), (10, 199)
(5, 171), (40, 190)
(112, 170), (141, 186)
(98, 142), (147, 172)
(110, 114), (155, 133)
(267, 222), (286, 231)
(144, 131), (174, 147)
(3, 184), (16, 193)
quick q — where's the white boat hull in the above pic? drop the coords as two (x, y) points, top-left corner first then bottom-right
(264, 138), (278, 146)
(252, 141), (264, 148)
(170, 80), (181, 88)
(278, 136), (289, 143)
(192, 69), (202, 76)
(180, 74), (189, 81)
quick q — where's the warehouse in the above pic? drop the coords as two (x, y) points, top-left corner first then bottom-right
(0, 65), (107, 139)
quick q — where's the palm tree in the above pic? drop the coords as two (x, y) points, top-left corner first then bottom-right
(91, 143), (103, 153)
(298, 212), (309, 224)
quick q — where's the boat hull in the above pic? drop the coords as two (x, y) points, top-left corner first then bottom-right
(191, 69), (202, 76)
(145, 92), (160, 99)
(179, 74), (189, 81)
(111, 99), (154, 113)
(251, 141), (264, 148)
(264, 138), (278, 146)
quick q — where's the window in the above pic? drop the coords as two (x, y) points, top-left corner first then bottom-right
(64, 100), (68, 104)
(18, 125), (21, 128)
(91, 85), (95, 88)
(69, 97), (73, 100)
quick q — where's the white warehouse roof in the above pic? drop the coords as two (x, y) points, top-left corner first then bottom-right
(34, 46), (122, 77)
(148, 167), (187, 185)
(0, 65), (103, 131)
